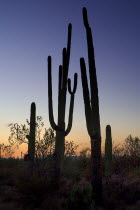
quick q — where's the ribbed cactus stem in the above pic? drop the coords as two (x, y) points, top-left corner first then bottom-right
(80, 7), (102, 204)
(105, 125), (112, 177)
(26, 102), (36, 161)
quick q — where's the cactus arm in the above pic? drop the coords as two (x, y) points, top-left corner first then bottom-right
(73, 73), (78, 94)
(67, 78), (72, 94)
(62, 48), (67, 70)
(83, 8), (99, 116)
(80, 57), (93, 136)
(68, 73), (78, 94)
(65, 94), (74, 136)
(58, 65), (63, 121)
(83, 7), (89, 28)
(48, 56), (58, 131)
(65, 73), (78, 136)
(58, 65), (63, 92)
(66, 23), (72, 67)
(57, 24), (72, 124)
(62, 24), (72, 90)
(62, 48), (67, 89)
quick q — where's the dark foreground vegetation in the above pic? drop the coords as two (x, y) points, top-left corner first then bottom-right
(0, 154), (140, 210)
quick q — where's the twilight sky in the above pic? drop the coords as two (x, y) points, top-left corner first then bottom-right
(0, 0), (140, 154)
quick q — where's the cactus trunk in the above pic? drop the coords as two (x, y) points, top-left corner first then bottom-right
(27, 102), (36, 161)
(80, 7), (102, 204)
(54, 130), (65, 179)
(105, 125), (112, 177)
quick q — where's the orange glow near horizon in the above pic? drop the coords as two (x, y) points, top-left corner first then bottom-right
(1, 123), (139, 158)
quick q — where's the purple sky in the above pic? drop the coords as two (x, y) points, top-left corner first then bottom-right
(0, 0), (140, 150)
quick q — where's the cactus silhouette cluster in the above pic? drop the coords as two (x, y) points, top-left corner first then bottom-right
(80, 8), (102, 203)
(105, 125), (112, 177)
(26, 102), (36, 161)
(48, 24), (78, 180)
(10, 6), (104, 205)
(0, 5), (139, 209)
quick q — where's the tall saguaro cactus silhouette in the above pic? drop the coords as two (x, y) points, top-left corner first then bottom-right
(105, 125), (112, 177)
(80, 8), (102, 203)
(48, 24), (78, 181)
(26, 102), (36, 161)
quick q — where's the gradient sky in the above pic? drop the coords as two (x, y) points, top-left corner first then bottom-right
(0, 0), (140, 156)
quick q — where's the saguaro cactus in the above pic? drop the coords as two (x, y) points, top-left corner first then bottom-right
(48, 24), (77, 181)
(105, 125), (112, 177)
(26, 102), (36, 161)
(80, 8), (102, 204)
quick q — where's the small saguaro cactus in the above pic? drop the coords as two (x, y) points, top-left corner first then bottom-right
(26, 102), (36, 161)
(80, 8), (102, 204)
(105, 125), (112, 177)
(48, 24), (78, 181)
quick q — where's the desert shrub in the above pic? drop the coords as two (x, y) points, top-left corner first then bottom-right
(121, 185), (140, 204)
(0, 158), (20, 167)
(78, 148), (91, 178)
(0, 167), (12, 182)
(63, 158), (82, 182)
(119, 171), (140, 205)
(103, 175), (125, 209)
(14, 161), (55, 207)
(0, 144), (15, 158)
(63, 157), (91, 183)
(41, 197), (66, 210)
(111, 156), (131, 174)
(79, 147), (91, 158)
(0, 158), (21, 183)
(79, 156), (91, 168)
(65, 141), (78, 157)
(103, 170), (140, 208)
(67, 184), (92, 210)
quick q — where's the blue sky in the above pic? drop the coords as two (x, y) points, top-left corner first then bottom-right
(0, 0), (140, 152)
